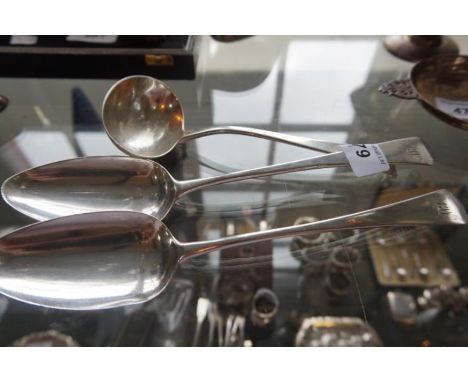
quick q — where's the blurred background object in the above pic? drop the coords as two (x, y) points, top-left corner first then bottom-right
(383, 35), (459, 62)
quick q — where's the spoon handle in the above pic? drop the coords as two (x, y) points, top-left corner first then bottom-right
(176, 150), (347, 197)
(180, 125), (341, 153)
(175, 137), (433, 197)
(180, 190), (467, 260)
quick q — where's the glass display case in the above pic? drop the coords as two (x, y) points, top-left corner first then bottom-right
(1, 35), (468, 346)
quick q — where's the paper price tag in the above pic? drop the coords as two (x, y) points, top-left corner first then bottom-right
(435, 97), (468, 120)
(66, 35), (118, 44)
(340, 143), (390, 177)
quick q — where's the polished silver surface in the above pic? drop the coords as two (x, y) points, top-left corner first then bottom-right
(1, 137), (434, 222)
(2, 156), (177, 221)
(0, 190), (465, 310)
(0, 211), (182, 310)
(102, 75), (342, 158)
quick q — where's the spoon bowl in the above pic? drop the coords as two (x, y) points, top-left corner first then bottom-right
(0, 211), (182, 309)
(2, 156), (178, 221)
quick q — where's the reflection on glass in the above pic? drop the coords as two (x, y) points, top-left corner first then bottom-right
(13, 130), (77, 166)
(74, 132), (123, 156)
(273, 131), (348, 179)
(279, 39), (378, 125)
(195, 134), (271, 174)
(211, 59), (280, 124)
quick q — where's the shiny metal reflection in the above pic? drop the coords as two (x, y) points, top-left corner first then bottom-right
(379, 55), (468, 130)
(103, 76), (185, 158)
(2, 137), (434, 222)
(0, 190), (465, 310)
(102, 75), (343, 158)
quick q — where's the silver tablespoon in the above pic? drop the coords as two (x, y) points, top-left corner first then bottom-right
(102, 75), (341, 158)
(2, 137), (433, 222)
(0, 190), (465, 310)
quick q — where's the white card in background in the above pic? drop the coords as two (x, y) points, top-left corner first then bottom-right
(435, 97), (468, 120)
(340, 143), (390, 177)
(66, 35), (118, 44)
(10, 35), (38, 45)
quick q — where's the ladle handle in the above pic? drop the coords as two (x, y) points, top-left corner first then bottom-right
(175, 150), (349, 197)
(180, 126), (341, 153)
(180, 190), (467, 259)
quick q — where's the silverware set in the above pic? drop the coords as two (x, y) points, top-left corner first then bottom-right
(0, 75), (466, 312)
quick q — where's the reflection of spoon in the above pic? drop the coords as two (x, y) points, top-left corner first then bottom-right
(0, 189), (465, 310)
(102, 75), (341, 158)
(1, 137), (434, 222)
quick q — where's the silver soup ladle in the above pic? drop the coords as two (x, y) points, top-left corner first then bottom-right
(0, 190), (465, 310)
(1, 137), (433, 221)
(102, 75), (341, 158)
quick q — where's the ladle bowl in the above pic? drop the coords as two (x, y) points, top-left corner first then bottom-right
(103, 75), (185, 158)
(102, 75), (342, 158)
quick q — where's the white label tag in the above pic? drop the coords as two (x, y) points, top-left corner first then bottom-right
(435, 97), (468, 120)
(10, 35), (38, 45)
(340, 143), (390, 177)
(66, 35), (118, 44)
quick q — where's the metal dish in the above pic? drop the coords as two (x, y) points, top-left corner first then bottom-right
(379, 54), (468, 130)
